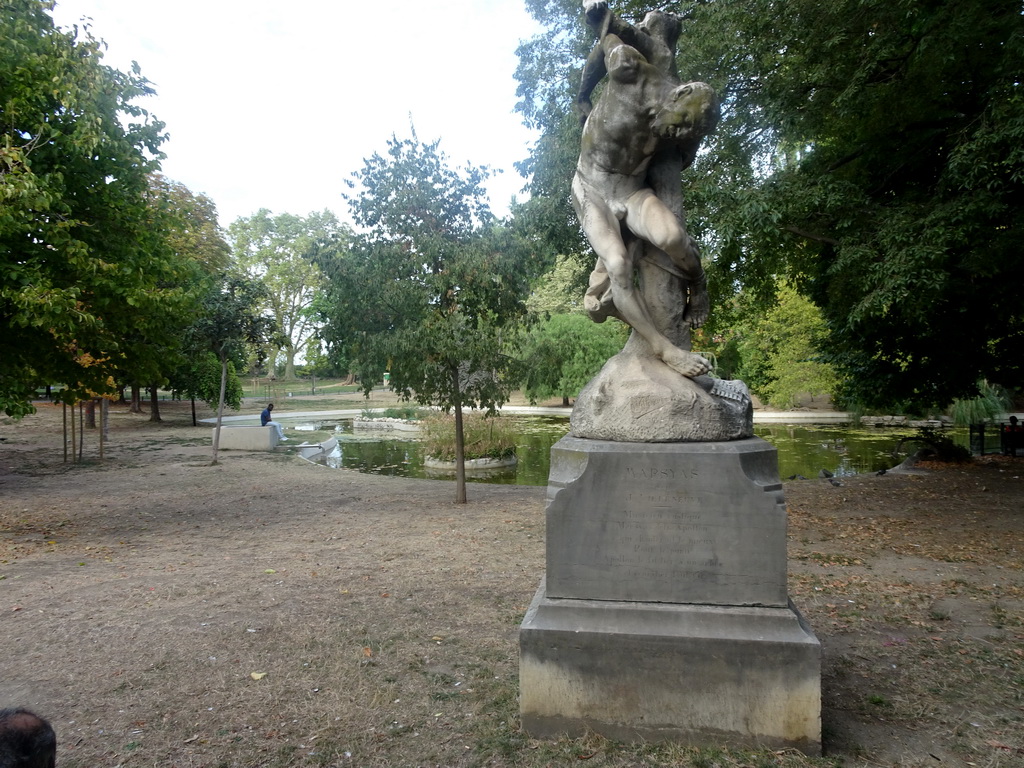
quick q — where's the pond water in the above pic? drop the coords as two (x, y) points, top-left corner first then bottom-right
(288, 416), (964, 486)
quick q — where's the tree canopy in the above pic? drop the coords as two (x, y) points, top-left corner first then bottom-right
(229, 209), (347, 380)
(515, 0), (1024, 411)
(317, 132), (534, 501)
(1, 0), (170, 416)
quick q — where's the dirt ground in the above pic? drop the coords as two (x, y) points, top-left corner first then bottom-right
(1, 399), (1022, 768)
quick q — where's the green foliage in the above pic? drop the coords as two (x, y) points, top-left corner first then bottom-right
(381, 406), (424, 421)
(187, 275), (280, 368)
(148, 175), (231, 274)
(519, 313), (627, 404)
(515, 0), (1024, 412)
(513, 0), (592, 264)
(316, 131), (536, 500)
(422, 412), (517, 462)
(525, 253), (587, 315)
(317, 132), (532, 413)
(947, 381), (1011, 427)
(731, 285), (838, 409)
(1, 1), (174, 416)
(229, 209), (347, 380)
(177, 352), (243, 411)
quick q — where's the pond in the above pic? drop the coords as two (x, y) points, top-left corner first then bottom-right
(287, 416), (964, 486)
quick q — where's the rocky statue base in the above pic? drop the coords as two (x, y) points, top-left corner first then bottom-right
(570, 340), (754, 443)
(519, 437), (821, 753)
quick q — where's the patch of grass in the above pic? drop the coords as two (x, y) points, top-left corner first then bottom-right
(422, 412), (517, 461)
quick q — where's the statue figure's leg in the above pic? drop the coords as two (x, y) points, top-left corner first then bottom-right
(628, 191), (709, 328)
(573, 177), (710, 378)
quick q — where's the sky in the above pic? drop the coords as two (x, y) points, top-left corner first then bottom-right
(49, 0), (543, 228)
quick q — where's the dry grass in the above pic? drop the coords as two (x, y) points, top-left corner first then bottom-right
(1, 400), (1023, 767)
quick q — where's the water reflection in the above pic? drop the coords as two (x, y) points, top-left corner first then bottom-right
(754, 424), (910, 479)
(287, 416), (963, 486)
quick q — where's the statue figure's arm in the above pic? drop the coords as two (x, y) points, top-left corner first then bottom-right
(577, 1), (646, 123)
(577, 44), (607, 124)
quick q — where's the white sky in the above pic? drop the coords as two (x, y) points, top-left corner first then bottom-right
(49, 0), (543, 228)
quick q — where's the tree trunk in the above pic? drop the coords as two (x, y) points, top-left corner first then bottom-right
(70, 400), (77, 462)
(129, 385), (143, 414)
(100, 398), (109, 460)
(452, 367), (467, 504)
(283, 347), (296, 381)
(85, 398), (97, 428)
(211, 354), (228, 465)
(191, 397), (198, 427)
(562, 395), (570, 407)
(149, 385), (162, 422)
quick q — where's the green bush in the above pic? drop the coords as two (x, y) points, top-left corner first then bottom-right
(947, 380), (1011, 426)
(422, 412), (517, 461)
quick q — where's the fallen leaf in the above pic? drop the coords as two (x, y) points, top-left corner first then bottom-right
(362, 647), (373, 657)
(250, 672), (267, 680)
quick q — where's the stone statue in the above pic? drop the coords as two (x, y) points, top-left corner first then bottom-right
(569, 0), (753, 442)
(521, 7), (818, 750)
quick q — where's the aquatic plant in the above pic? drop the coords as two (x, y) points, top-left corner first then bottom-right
(422, 412), (517, 462)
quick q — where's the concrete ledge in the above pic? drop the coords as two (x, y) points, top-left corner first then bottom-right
(212, 425), (279, 450)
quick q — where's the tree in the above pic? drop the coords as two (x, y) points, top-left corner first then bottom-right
(731, 285), (838, 409)
(317, 132), (533, 503)
(515, 0), (1024, 412)
(525, 252), (586, 316)
(1, 1), (170, 417)
(687, 0), (1024, 411)
(187, 275), (279, 465)
(173, 352), (245, 426)
(112, 175), (233, 424)
(149, 175), (231, 274)
(228, 210), (346, 380)
(519, 313), (627, 406)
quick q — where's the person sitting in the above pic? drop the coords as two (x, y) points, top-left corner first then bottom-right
(1004, 415), (1021, 457)
(260, 403), (288, 442)
(0, 708), (56, 768)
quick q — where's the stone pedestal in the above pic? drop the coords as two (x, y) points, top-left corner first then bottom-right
(519, 436), (821, 752)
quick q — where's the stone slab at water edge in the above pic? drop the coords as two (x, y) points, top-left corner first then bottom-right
(211, 426), (279, 450)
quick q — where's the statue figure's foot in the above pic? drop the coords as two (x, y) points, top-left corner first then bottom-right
(584, 271), (619, 323)
(661, 347), (711, 378)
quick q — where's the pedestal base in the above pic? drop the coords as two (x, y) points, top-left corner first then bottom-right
(519, 436), (821, 753)
(520, 582), (821, 753)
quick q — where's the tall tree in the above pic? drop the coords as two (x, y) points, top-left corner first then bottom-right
(1, 0), (170, 417)
(151, 176), (241, 423)
(228, 210), (346, 380)
(317, 132), (533, 503)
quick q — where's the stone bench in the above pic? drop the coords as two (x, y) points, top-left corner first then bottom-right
(211, 425), (279, 450)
